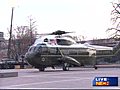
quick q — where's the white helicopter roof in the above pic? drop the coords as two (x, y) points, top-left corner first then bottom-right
(34, 35), (76, 45)
(33, 35), (113, 50)
(33, 35), (87, 48)
(34, 35), (54, 43)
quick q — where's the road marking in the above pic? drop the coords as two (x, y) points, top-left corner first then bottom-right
(0, 68), (120, 89)
(3, 77), (120, 89)
(3, 77), (91, 88)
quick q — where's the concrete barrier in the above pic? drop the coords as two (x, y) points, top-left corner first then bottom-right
(96, 64), (120, 68)
(0, 72), (18, 78)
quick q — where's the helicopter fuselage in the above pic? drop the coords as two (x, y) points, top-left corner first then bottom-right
(25, 40), (96, 71)
(25, 31), (113, 71)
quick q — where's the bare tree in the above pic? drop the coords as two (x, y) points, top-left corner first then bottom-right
(28, 16), (37, 44)
(9, 16), (38, 60)
(107, 1), (120, 39)
(14, 26), (36, 56)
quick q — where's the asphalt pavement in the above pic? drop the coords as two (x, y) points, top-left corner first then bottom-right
(0, 67), (120, 89)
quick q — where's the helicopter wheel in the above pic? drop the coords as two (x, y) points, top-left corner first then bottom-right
(63, 63), (69, 71)
(39, 67), (45, 71)
(94, 66), (97, 70)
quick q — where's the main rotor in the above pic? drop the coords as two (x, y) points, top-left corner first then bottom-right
(37, 30), (74, 38)
(49, 30), (73, 35)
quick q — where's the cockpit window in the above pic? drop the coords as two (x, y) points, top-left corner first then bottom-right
(56, 39), (74, 45)
(48, 39), (56, 45)
(32, 47), (36, 52)
(28, 47), (32, 52)
(44, 38), (48, 42)
(28, 47), (37, 52)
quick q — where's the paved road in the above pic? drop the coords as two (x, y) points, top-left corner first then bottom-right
(0, 67), (120, 89)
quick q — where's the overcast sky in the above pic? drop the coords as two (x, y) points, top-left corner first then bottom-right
(0, 0), (116, 40)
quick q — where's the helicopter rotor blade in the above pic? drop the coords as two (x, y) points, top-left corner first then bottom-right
(50, 30), (74, 35)
(37, 30), (75, 36)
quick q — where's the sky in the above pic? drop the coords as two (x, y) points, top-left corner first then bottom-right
(0, 0), (116, 40)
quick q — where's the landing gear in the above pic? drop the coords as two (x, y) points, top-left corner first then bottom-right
(39, 67), (45, 71)
(63, 63), (69, 71)
(94, 66), (97, 70)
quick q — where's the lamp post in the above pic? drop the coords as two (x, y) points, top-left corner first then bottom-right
(7, 7), (14, 58)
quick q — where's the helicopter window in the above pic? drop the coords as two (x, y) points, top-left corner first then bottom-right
(37, 45), (48, 54)
(48, 39), (56, 45)
(44, 38), (48, 42)
(56, 39), (74, 45)
(34, 46), (40, 52)
(50, 39), (56, 42)
(28, 47), (35, 52)
(31, 47), (36, 52)
(28, 47), (32, 52)
(36, 46), (41, 52)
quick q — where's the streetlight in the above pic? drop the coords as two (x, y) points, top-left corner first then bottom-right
(7, 7), (14, 58)
(7, 0), (16, 58)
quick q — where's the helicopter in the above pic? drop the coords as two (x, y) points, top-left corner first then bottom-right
(25, 30), (113, 71)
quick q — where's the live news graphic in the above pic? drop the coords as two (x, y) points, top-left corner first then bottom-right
(93, 77), (118, 86)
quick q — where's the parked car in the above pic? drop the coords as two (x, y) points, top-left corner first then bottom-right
(0, 57), (29, 69)
(0, 58), (18, 69)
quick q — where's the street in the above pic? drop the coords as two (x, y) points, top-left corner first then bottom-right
(0, 67), (120, 89)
